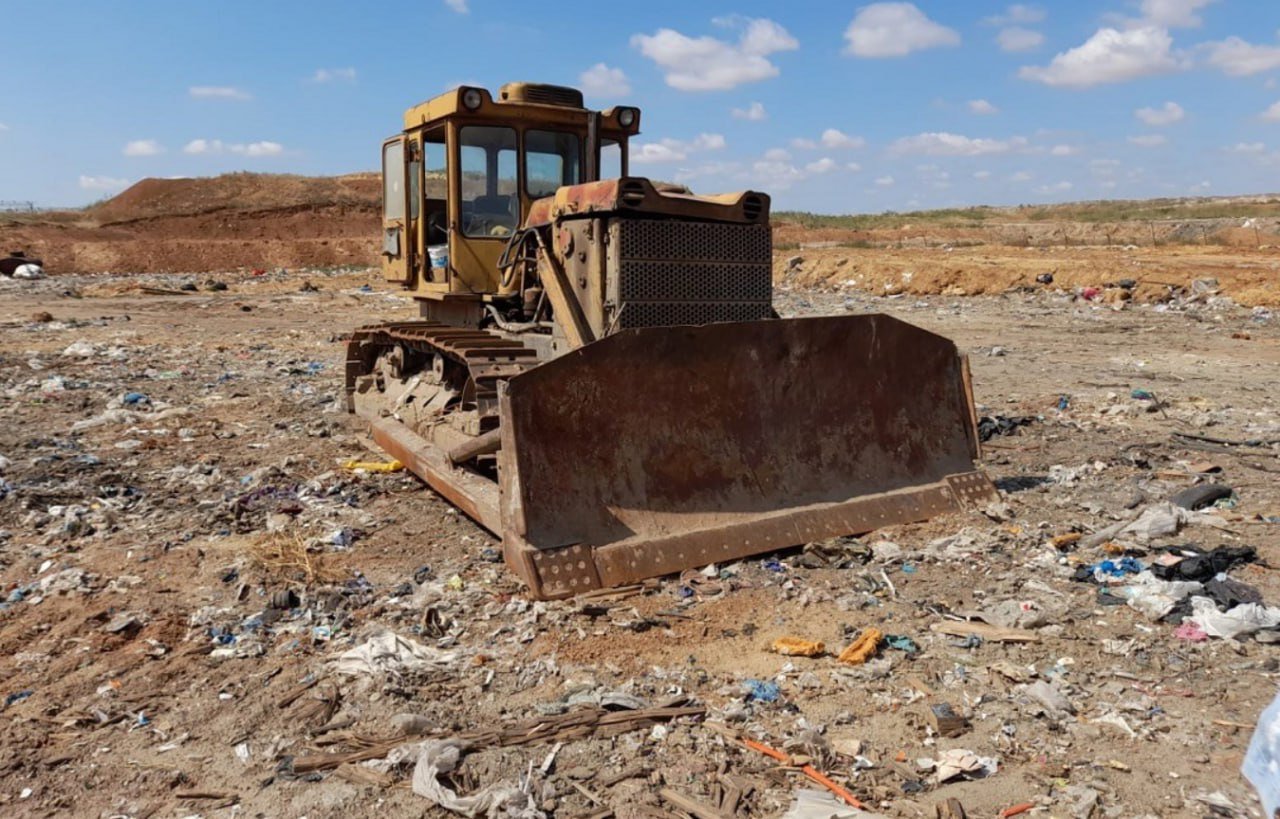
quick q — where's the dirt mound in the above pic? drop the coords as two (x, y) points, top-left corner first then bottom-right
(1, 172), (382, 274)
(91, 172), (379, 223)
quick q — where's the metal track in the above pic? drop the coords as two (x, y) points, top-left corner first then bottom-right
(345, 321), (541, 416)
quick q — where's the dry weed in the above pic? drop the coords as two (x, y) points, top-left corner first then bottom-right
(248, 531), (343, 586)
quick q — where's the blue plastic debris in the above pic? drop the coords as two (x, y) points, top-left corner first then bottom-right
(743, 679), (780, 703)
(1095, 557), (1144, 577)
(884, 635), (920, 654)
(762, 559), (785, 573)
(122, 392), (149, 405)
(1244, 691), (1280, 818)
(901, 563), (917, 574)
(1056, 395), (1070, 411)
(1130, 388), (1155, 401)
(677, 586), (695, 599)
(4, 690), (33, 707)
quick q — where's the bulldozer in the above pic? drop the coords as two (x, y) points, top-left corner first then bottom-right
(346, 82), (998, 599)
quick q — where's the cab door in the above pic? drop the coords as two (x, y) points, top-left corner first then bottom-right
(380, 136), (412, 284)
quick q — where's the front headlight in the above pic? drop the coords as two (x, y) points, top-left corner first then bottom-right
(462, 88), (483, 111)
(617, 108), (636, 128)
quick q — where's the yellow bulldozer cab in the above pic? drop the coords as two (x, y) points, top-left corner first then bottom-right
(379, 84), (638, 302)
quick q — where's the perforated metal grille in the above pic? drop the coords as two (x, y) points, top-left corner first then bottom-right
(619, 220), (770, 261)
(615, 219), (771, 329)
(619, 262), (772, 302)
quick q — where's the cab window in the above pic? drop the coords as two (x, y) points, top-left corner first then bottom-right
(526, 130), (581, 198)
(600, 138), (622, 180)
(382, 140), (405, 220)
(459, 126), (518, 238)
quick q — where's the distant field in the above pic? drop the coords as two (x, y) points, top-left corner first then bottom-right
(776, 193), (1280, 228)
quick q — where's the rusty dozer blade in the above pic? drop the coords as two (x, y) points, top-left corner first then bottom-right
(498, 313), (998, 599)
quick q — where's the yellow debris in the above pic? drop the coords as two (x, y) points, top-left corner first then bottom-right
(1050, 532), (1082, 550)
(771, 636), (825, 657)
(341, 459), (405, 473)
(837, 627), (884, 665)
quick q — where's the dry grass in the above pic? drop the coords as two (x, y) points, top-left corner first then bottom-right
(248, 531), (343, 586)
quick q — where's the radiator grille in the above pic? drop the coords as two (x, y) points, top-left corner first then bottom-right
(615, 219), (772, 329)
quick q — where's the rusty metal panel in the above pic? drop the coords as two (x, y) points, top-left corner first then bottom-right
(503, 471), (995, 599)
(502, 314), (981, 553)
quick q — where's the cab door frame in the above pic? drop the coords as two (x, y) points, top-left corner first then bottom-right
(380, 136), (413, 284)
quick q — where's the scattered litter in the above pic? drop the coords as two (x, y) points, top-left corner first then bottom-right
(331, 631), (460, 677)
(409, 739), (543, 818)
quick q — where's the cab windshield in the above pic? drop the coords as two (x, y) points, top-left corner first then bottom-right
(525, 130), (581, 198)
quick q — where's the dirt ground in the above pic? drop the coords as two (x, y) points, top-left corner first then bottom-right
(1, 263), (1278, 818)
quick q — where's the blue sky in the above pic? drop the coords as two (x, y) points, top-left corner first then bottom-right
(4, 0), (1280, 212)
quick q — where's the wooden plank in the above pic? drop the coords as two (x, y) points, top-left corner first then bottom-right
(659, 789), (733, 819)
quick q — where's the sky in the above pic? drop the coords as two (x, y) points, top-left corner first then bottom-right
(4, 0), (1280, 212)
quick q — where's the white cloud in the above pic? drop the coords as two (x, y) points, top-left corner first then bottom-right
(844, 3), (960, 58)
(974, 170), (992, 179)
(1010, 171), (1033, 182)
(123, 139), (164, 157)
(820, 128), (865, 149)
(804, 157), (837, 174)
(312, 67), (357, 84)
(1190, 179), (1211, 191)
(239, 141), (284, 157)
(631, 133), (726, 164)
(1135, 101), (1185, 125)
(968, 99), (999, 115)
(997, 27), (1045, 52)
(1228, 142), (1266, 154)
(1019, 27), (1181, 88)
(79, 175), (130, 191)
(1203, 37), (1280, 77)
(732, 101), (767, 121)
(1263, 101), (1280, 121)
(444, 0), (468, 13)
(1129, 134), (1168, 146)
(846, 162), (862, 172)
(578, 63), (631, 98)
(889, 131), (1028, 156)
(1035, 181), (1074, 194)
(1140, 0), (1218, 28)
(1050, 144), (1080, 156)
(631, 18), (797, 91)
(751, 159), (805, 189)
(183, 139), (284, 157)
(189, 85), (251, 100)
(875, 175), (895, 187)
(984, 4), (1046, 26)
(790, 130), (864, 150)
(763, 147), (791, 161)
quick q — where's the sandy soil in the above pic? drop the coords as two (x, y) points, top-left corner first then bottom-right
(0, 267), (1277, 818)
